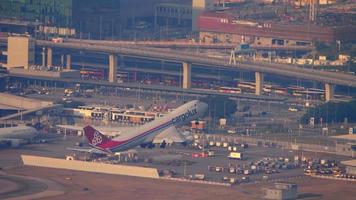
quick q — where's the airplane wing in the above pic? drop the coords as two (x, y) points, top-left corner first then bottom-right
(152, 126), (186, 144)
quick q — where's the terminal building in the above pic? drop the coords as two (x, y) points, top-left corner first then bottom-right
(71, 105), (163, 124)
(197, 11), (355, 46)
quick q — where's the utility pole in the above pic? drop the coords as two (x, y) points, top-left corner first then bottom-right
(309, 0), (317, 22)
(99, 16), (103, 40)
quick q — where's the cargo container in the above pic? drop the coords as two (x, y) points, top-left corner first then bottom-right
(243, 169), (250, 175)
(207, 151), (215, 157)
(222, 176), (229, 182)
(241, 176), (250, 182)
(228, 152), (243, 160)
(241, 144), (248, 148)
(228, 146), (239, 152)
(194, 174), (205, 180)
(229, 177), (238, 184)
(223, 142), (229, 148)
(215, 166), (223, 172)
(229, 167), (236, 174)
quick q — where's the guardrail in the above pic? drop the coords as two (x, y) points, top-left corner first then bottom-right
(308, 174), (356, 182)
(160, 177), (231, 187)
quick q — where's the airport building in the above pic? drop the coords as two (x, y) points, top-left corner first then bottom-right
(7, 36), (35, 69)
(0, 0), (188, 39)
(70, 105), (163, 124)
(197, 11), (355, 46)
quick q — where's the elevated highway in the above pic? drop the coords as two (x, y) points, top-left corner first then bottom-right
(37, 40), (356, 88)
(8, 72), (286, 103)
(64, 38), (313, 51)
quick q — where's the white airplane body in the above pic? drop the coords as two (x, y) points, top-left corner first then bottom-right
(0, 126), (38, 147)
(76, 100), (208, 154)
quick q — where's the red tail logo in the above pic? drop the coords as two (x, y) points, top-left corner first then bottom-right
(83, 125), (110, 146)
(92, 131), (103, 145)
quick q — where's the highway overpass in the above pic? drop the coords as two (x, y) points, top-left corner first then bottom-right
(37, 40), (356, 87)
(35, 39), (356, 101)
(8, 71), (286, 103)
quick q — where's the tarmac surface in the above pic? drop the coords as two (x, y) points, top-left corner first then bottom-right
(1, 165), (355, 200)
(0, 133), (355, 199)
(0, 171), (65, 200)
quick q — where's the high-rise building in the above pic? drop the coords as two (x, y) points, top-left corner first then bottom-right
(0, 0), (193, 39)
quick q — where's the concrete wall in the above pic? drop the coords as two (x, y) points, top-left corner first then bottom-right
(0, 93), (53, 110)
(21, 155), (160, 179)
(7, 36), (35, 69)
(9, 68), (80, 79)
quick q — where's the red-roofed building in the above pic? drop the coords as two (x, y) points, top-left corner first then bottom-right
(197, 11), (355, 46)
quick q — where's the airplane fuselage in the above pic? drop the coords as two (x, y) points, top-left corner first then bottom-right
(89, 100), (208, 153)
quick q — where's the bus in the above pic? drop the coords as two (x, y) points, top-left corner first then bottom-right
(237, 81), (255, 93)
(80, 69), (104, 80)
(264, 85), (288, 96)
(292, 89), (324, 100)
(218, 87), (242, 94)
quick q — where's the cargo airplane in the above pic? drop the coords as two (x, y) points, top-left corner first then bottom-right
(0, 126), (38, 147)
(70, 100), (208, 154)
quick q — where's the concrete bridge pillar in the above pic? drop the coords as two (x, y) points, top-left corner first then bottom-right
(47, 47), (53, 67)
(109, 54), (117, 83)
(182, 62), (191, 89)
(66, 54), (71, 70)
(255, 71), (264, 96)
(60, 54), (64, 68)
(41, 48), (46, 67)
(325, 83), (334, 102)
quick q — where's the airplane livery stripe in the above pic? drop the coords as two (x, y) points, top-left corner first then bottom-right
(106, 120), (173, 151)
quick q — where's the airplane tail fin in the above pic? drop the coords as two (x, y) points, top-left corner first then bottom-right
(83, 125), (111, 148)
